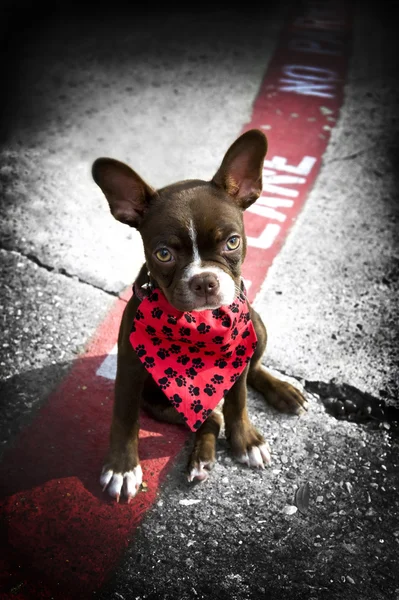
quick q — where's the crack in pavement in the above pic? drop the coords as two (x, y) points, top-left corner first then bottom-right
(325, 145), (378, 163)
(0, 244), (119, 298)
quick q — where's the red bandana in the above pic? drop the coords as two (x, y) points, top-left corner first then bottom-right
(129, 286), (257, 431)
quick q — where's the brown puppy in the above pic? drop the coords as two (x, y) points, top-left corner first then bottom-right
(92, 130), (307, 502)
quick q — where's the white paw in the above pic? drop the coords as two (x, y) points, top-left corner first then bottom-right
(100, 465), (143, 502)
(187, 460), (213, 483)
(237, 443), (271, 469)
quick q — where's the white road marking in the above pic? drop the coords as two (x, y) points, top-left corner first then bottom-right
(96, 344), (117, 380)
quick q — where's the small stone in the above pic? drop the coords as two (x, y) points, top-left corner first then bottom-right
(282, 505), (298, 516)
(347, 576), (355, 584)
(316, 496), (324, 503)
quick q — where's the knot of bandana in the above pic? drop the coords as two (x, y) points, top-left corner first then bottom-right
(129, 288), (257, 431)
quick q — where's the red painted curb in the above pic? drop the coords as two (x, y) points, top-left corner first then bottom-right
(0, 3), (352, 598)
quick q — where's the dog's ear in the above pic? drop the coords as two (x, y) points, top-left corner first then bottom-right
(92, 158), (156, 228)
(212, 129), (267, 209)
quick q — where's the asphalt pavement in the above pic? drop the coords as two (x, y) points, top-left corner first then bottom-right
(0, 1), (398, 599)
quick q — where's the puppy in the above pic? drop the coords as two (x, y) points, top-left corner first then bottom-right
(92, 129), (307, 502)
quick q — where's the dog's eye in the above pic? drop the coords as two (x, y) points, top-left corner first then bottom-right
(155, 248), (173, 262)
(226, 236), (240, 251)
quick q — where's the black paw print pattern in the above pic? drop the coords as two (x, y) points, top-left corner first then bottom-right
(170, 393), (182, 407)
(239, 311), (251, 325)
(232, 357), (243, 369)
(192, 358), (205, 369)
(161, 325), (173, 338)
(231, 327), (239, 340)
(190, 399), (203, 413)
(164, 367), (177, 378)
(197, 323), (211, 334)
(175, 375), (187, 388)
(144, 356), (155, 369)
(158, 377), (170, 390)
(221, 315), (231, 328)
(135, 344), (146, 357)
(185, 367), (198, 380)
(177, 354), (190, 366)
(130, 285), (257, 431)
(214, 358), (227, 369)
(229, 302), (240, 314)
(203, 383), (216, 396)
(184, 313), (196, 323)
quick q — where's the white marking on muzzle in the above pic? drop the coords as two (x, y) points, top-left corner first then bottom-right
(184, 220), (236, 306)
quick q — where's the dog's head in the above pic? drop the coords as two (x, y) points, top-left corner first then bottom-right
(92, 129), (267, 311)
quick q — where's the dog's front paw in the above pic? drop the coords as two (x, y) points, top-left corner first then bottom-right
(228, 422), (271, 469)
(100, 464), (143, 503)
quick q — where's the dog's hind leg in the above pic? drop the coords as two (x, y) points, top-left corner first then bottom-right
(248, 307), (308, 415)
(142, 377), (186, 424)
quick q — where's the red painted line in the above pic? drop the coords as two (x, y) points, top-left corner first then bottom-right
(0, 3), (352, 598)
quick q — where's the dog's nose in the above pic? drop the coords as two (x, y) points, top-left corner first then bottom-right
(189, 272), (220, 297)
